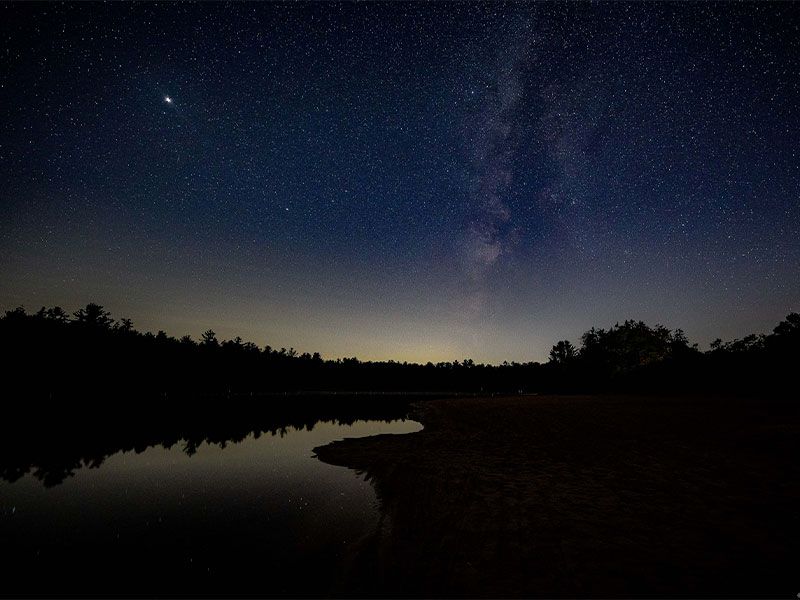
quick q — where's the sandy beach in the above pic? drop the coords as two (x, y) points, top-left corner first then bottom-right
(315, 395), (800, 597)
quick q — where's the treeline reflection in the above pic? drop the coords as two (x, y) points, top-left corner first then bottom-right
(0, 396), (412, 487)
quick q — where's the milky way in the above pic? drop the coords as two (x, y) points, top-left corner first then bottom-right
(461, 23), (531, 317)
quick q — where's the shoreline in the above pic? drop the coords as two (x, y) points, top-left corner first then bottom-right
(314, 395), (800, 597)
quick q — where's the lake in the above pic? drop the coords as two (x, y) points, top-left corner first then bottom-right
(0, 415), (422, 596)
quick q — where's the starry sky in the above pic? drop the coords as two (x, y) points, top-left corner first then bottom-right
(2, 2), (798, 363)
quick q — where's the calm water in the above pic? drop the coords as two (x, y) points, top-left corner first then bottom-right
(0, 417), (422, 596)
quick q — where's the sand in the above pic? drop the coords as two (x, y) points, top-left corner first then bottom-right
(314, 395), (800, 597)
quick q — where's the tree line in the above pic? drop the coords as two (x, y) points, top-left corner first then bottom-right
(2, 303), (798, 398)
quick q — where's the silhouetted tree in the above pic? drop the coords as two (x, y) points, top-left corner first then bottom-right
(73, 303), (114, 329)
(549, 340), (576, 365)
(37, 306), (70, 323)
(117, 318), (134, 332)
(767, 312), (800, 356)
(201, 329), (219, 347)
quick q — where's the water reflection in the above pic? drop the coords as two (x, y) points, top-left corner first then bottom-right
(0, 398), (422, 596)
(0, 395), (414, 487)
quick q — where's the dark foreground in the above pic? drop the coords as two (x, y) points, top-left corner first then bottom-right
(0, 400), (419, 598)
(315, 395), (800, 598)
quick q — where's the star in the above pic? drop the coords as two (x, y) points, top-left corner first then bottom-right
(164, 96), (173, 104)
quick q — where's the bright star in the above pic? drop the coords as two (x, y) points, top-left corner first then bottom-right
(164, 96), (173, 104)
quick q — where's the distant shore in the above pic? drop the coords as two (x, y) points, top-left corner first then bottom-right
(315, 395), (800, 597)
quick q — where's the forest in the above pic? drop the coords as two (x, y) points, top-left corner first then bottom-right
(2, 303), (798, 399)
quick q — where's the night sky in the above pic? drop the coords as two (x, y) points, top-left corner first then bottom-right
(2, 2), (798, 363)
